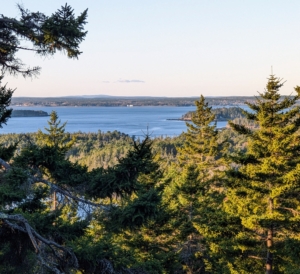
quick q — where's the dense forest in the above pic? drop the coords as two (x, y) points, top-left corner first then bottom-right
(2, 4), (300, 274)
(1, 76), (300, 273)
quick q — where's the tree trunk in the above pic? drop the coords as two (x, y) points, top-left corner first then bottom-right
(52, 191), (57, 211)
(266, 197), (273, 274)
(266, 227), (273, 274)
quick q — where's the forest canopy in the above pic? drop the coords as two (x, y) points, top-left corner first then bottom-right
(1, 75), (300, 273)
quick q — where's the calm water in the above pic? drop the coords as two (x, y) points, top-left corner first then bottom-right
(1, 106), (229, 136)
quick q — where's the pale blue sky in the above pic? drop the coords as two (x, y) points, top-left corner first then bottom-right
(3, 1), (300, 97)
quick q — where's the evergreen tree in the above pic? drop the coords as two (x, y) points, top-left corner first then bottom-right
(66, 136), (164, 273)
(36, 110), (75, 154)
(171, 164), (207, 273)
(36, 111), (76, 211)
(178, 95), (219, 166)
(0, 4), (88, 77)
(164, 95), (228, 272)
(225, 75), (300, 273)
(0, 75), (14, 128)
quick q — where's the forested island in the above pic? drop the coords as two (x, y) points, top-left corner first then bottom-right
(170, 106), (245, 121)
(11, 110), (49, 117)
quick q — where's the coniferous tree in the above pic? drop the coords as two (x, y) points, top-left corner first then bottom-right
(67, 136), (164, 273)
(179, 95), (219, 166)
(225, 75), (300, 273)
(36, 111), (76, 211)
(0, 4), (88, 77)
(37, 110), (75, 149)
(36, 110), (75, 153)
(0, 75), (13, 128)
(163, 95), (228, 272)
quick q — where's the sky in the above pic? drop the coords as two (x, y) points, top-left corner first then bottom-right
(3, 0), (300, 97)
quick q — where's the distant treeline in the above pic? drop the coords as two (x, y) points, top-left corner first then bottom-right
(11, 96), (260, 107)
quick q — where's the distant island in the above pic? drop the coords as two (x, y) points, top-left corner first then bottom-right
(168, 107), (245, 122)
(11, 110), (49, 117)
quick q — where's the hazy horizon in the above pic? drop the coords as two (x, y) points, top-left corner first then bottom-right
(4, 1), (300, 97)
(12, 94), (257, 99)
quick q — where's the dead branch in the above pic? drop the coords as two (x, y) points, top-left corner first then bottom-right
(1, 212), (78, 273)
(33, 177), (111, 211)
(0, 157), (110, 211)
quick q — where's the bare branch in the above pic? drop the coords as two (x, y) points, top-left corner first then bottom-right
(33, 177), (111, 211)
(0, 157), (110, 210)
(277, 206), (300, 216)
(1, 212), (78, 272)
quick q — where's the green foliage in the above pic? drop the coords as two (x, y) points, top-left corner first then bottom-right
(0, 75), (14, 128)
(225, 75), (300, 272)
(3, 75), (300, 273)
(0, 142), (17, 161)
(159, 95), (229, 273)
(0, 4), (92, 273)
(0, 4), (88, 77)
(178, 95), (222, 166)
(0, 111), (165, 273)
(36, 110), (75, 153)
(0, 223), (37, 274)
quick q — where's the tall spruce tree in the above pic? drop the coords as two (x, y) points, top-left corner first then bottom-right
(179, 95), (219, 166)
(225, 75), (300, 273)
(36, 111), (76, 211)
(165, 95), (228, 272)
(36, 110), (75, 153)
